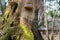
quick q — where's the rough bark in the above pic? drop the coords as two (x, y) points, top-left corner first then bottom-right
(0, 0), (44, 40)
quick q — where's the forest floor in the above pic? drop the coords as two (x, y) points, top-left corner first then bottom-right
(41, 33), (60, 40)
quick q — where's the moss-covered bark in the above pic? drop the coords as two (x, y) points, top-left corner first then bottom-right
(0, 0), (44, 40)
(0, 2), (34, 40)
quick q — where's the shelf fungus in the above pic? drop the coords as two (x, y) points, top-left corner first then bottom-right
(24, 4), (33, 10)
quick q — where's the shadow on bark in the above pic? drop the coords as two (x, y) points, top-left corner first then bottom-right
(31, 8), (44, 40)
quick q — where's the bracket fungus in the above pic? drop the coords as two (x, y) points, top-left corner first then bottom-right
(24, 4), (33, 10)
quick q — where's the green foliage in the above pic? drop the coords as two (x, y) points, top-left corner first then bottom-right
(47, 20), (52, 24)
(59, 1), (60, 5)
(58, 8), (60, 11)
(48, 11), (54, 17)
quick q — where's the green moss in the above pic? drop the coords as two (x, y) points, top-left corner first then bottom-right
(20, 24), (34, 40)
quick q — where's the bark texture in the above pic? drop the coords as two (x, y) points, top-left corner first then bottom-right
(0, 0), (44, 40)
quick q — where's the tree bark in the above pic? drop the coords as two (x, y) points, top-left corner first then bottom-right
(0, 0), (44, 40)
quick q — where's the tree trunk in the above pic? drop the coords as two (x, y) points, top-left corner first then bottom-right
(0, 0), (44, 40)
